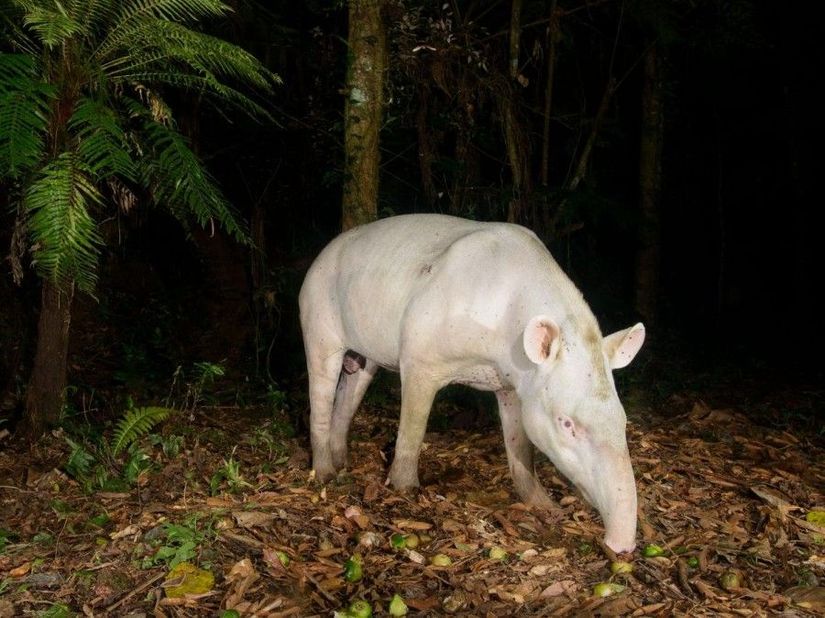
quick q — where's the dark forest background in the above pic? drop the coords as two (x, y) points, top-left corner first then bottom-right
(1, 0), (822, 433)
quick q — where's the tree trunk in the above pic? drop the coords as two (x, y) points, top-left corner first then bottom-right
(342, 0), (387, 231)
(416, 86), (437, 207)
(540, 0), (560, 187)
(508, 0), (523, 79)
(634, 44), (664, 324)
(567, 78), (615, 192)
(23, 280), (74, 438)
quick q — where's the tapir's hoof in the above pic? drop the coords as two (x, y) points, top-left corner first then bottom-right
(312, 466), (338, 484)
(391, 484), (421, 499)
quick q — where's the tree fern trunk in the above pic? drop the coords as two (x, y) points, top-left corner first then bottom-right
(342, 0), (387, 231)
(23, 280), (74, 438)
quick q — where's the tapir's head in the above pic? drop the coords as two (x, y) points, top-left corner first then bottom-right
(519, 315), (645, 554)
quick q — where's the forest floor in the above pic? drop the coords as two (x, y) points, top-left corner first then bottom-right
(1, 373), (824, 617)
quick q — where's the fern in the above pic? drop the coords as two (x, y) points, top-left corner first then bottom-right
(22, 3), (83, 47)
(64, 436), (95, 480)
(0, 54), (53, 178)
(1, 0), (277, 295)
(69, 97), (138, 182)
(23, 153), (104, 292)
(111, 406), (173, 455)
(138, 116), (248, 243)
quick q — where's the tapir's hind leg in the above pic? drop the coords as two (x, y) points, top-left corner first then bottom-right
(306, 346), (345, 482)
(496, 390), (554, 508)
(330, 356), (379, 469)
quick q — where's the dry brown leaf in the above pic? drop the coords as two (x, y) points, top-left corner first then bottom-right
(233, 511), (276, 528)
(392, 519), (433, 530)
(786, 586), (825, 612)
(8, 562), (30, 578)
(539, 580), (577, 597)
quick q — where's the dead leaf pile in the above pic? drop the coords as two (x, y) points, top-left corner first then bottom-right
(1, 397), (823, 616)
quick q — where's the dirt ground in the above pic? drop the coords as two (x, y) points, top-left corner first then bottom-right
(1, 383), (824, 617)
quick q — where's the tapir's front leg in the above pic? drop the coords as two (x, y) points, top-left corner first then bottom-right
(388, 367), (441, 490)
(496, 390), (554, 509)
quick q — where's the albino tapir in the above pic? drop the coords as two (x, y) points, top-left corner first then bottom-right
(299, 214), (645, 553)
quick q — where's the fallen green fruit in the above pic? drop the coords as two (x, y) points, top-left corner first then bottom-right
(806, 511), (825, 527)
(686, 556), (700, 568)
(344, 553), (364, 583)
(610, 560), (633, 574)
(642, 544), (665, 557)
(388, 593), (408, 616)
(430, 553), (452, 567)
(488, 546), (508, 561)
(276, 550), (290, 567)
(219, 611), (241, 618)
(404, 533), (420, 549)
(347, 599), (373, 618)
(593, 582), (625, 597)
(390, 533), (406, 549)
(719, 569), (741, 591)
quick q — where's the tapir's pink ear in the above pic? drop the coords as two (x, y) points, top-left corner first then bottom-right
(523, 315), (561, 365)
(603, 323), (645, 369)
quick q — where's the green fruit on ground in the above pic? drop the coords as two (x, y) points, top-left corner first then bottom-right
(388, 593), (408, 616)
(390, 533), (406, 549)
(344, 553), (364, 582)
(593, 582), (625, 597)
(642, 544), (665, 557)
(610, 560), (633, 574)
(488, 546), (508, 560)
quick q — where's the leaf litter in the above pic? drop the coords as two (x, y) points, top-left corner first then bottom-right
(0, 396), (823, 616)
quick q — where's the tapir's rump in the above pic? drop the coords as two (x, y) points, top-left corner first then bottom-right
(300, 214), (644, 553)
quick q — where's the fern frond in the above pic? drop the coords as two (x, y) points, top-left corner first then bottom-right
(0, 54), (53, 178)
(66, 0), (120, 35)
(96, 0), (230, 58)
(138, 114), (248, 243)
(99, 20), (278, 119)
(64, 436), (96, 480)
(23, 152), (104, 292)
(69, 97), (138, 181)
(22, 2), (84, 48)
(111, 406), (173, 455)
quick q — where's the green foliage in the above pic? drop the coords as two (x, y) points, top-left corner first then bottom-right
(149, 433), (184, 458)
(65, 436), (96, 480)
(210, 449), (251, 495)
(167, 360), (226, 411)
(111, 406), (172, 455)
(23, 152), (104, 291)
(36, 603), (75, 618)
(0, 54), (53, 178)
(62, 404), (174, 491)
(141, 514), (213, 569)
(0, 528), (17, 553)
(0, 0), (279, 293)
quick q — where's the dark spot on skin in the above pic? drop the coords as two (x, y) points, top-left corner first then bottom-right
(420, 264), (433, 275)
(564, 420), (572, 429)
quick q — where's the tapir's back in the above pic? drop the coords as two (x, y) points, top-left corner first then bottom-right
(299, 214), (574, 367)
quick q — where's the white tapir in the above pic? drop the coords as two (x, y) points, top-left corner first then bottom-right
(299, 214), (645, 553)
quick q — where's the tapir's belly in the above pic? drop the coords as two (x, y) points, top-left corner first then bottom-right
(450, 364), (509, 391)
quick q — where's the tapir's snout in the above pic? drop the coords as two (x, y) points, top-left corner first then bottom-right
(582, 443), (638, 555)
